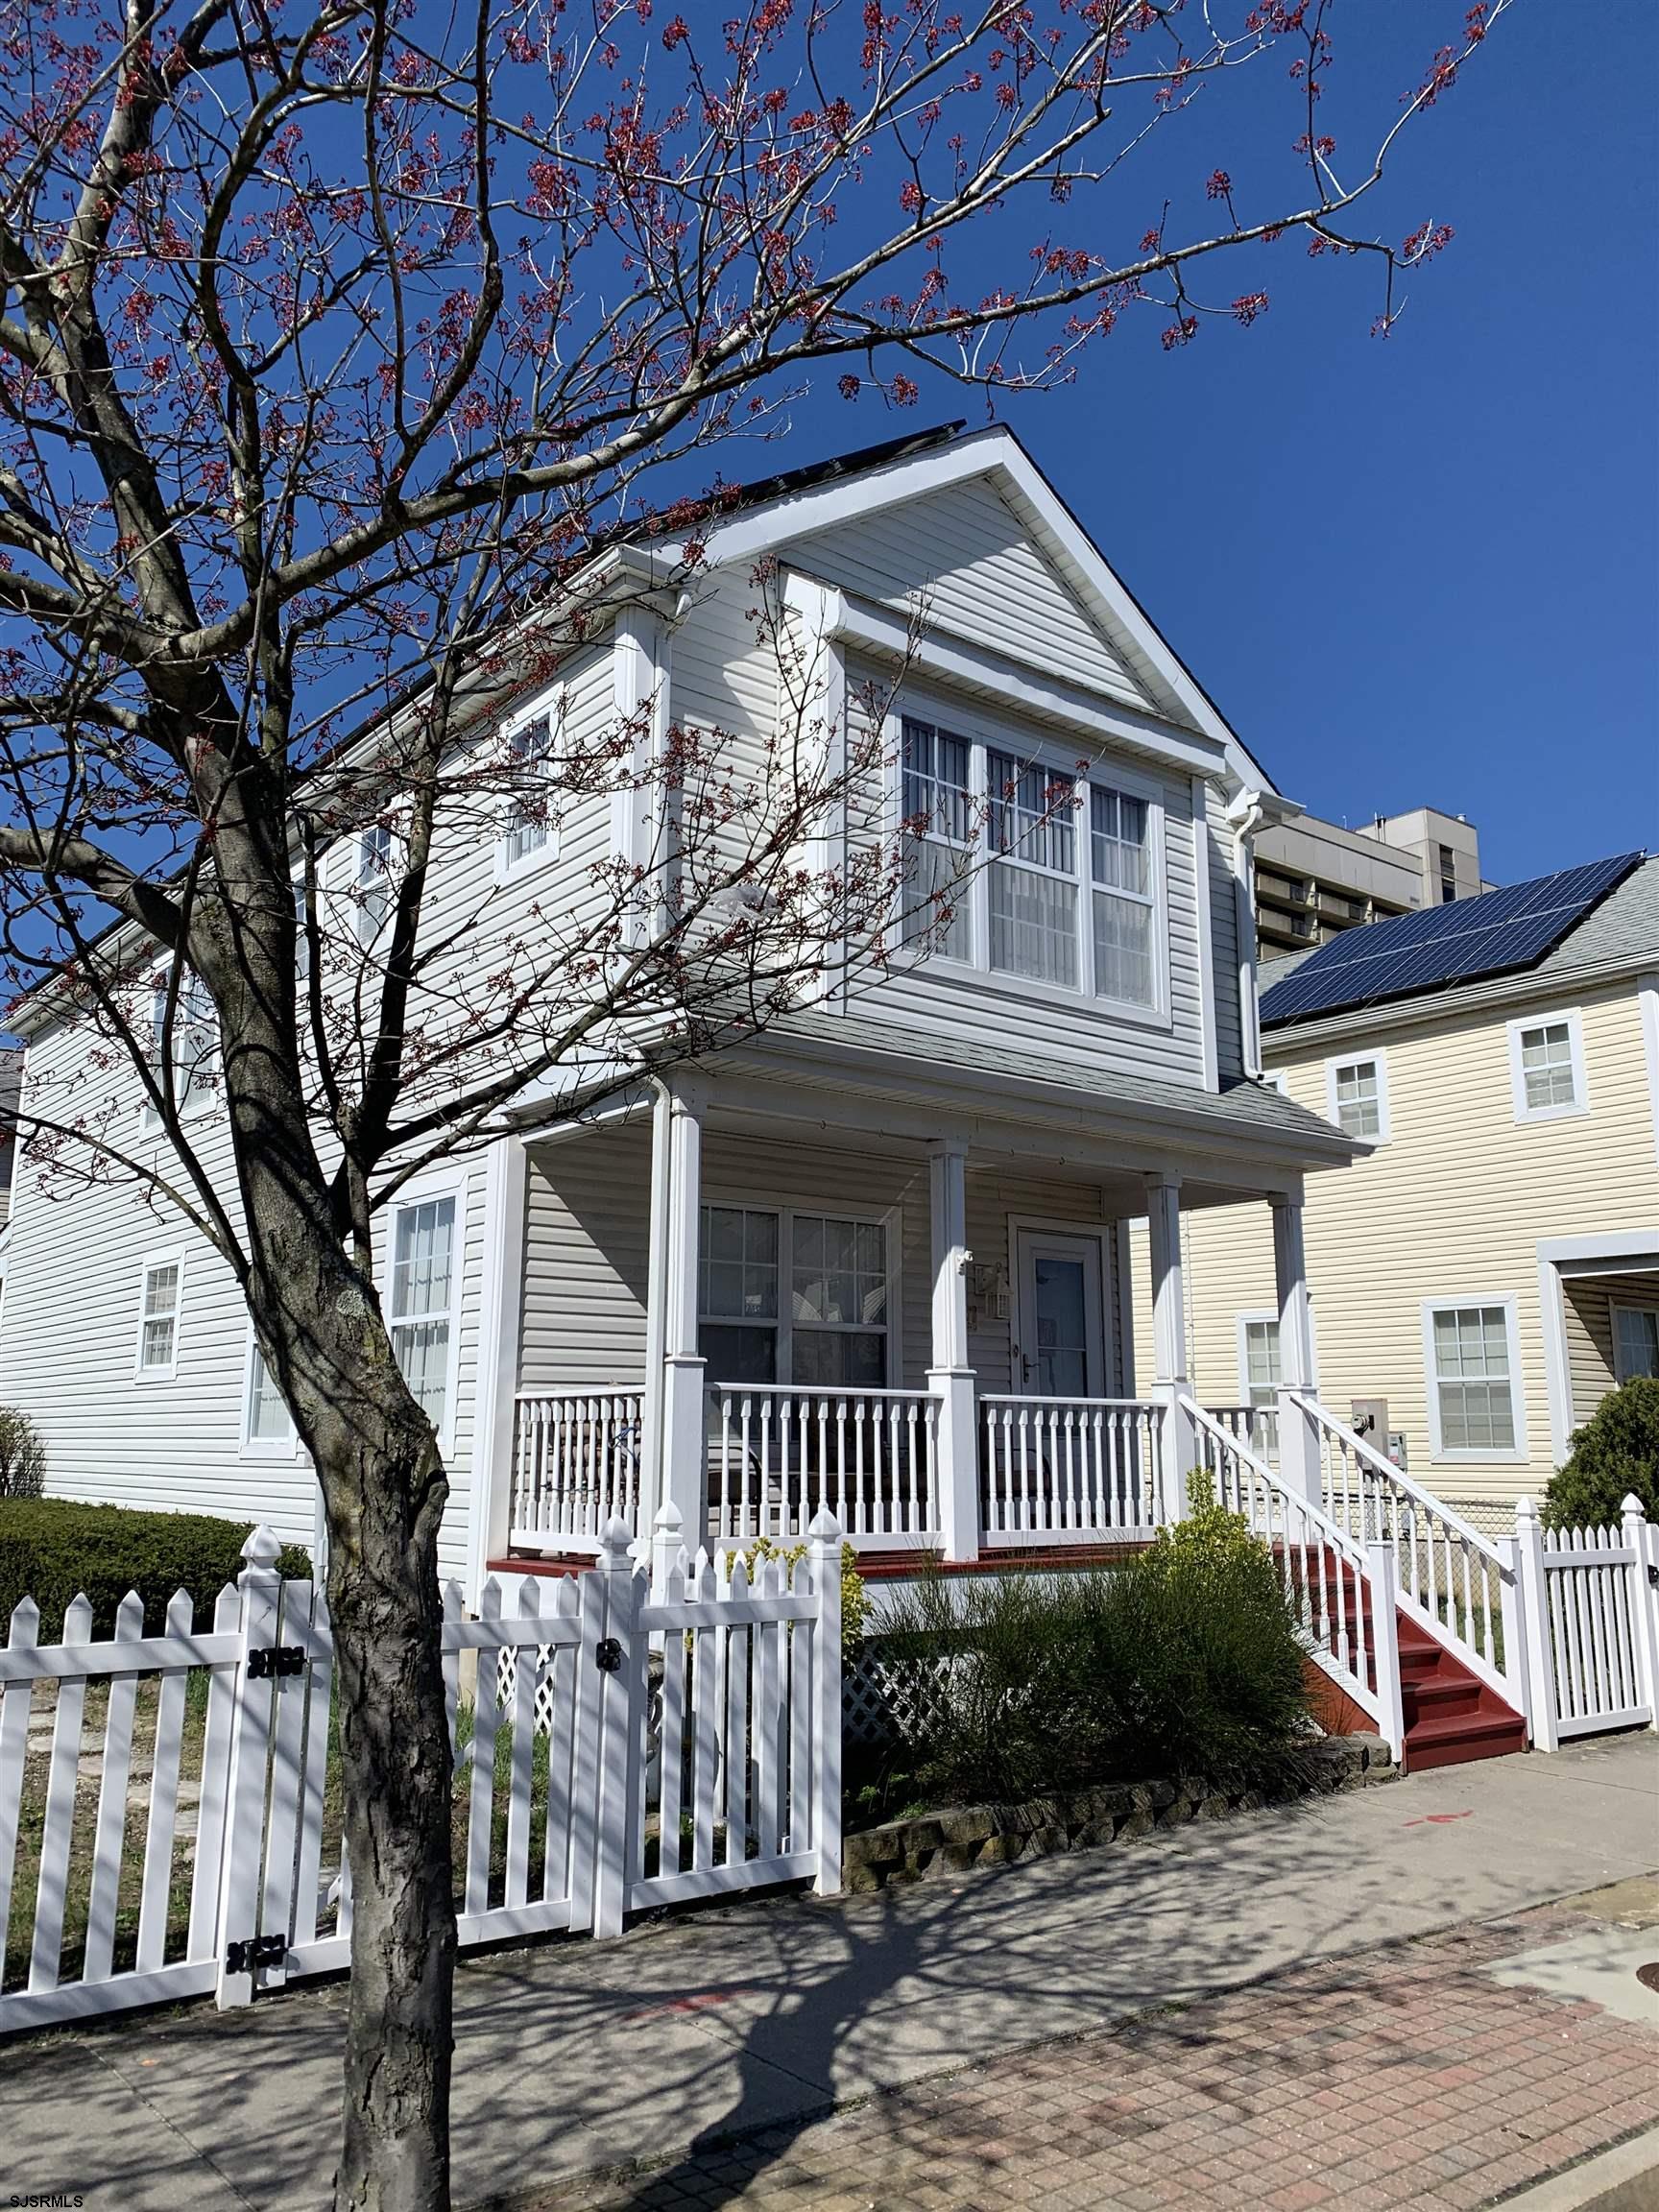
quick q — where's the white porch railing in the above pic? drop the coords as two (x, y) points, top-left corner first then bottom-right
(509, 1388), (645, 1553)
(980, 1396), (1166, 1544)
(1203, 1402), (1279, 1467)
(1190, 1401), (1403, 1755)
(708, 1384), (941, 1549)
(1293, 1390), (1521, 1707)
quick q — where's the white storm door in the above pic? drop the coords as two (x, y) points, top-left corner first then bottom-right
(1014, 1232), (1107, 1399)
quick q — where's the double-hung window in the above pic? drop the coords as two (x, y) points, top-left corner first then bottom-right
(1509, 1013), (1586, 1121)
(1327, 1054), (1388, 1141)
(1426, 1302), (1522, 1456)
(356, 824), (394, 944)
(135, 1254), (183, 1380)
(901, 717), (973, 958)
(499, 696), (561, 875)
(147, 968), (217, 1121)
(1614, 1306), (1659, 1382)
(897, 718), (1163, 1012)
(245, 1339), (298, 1451)
(1091, 785), (1155, 1006)
(1239, 1316), (1282, 1408)
(389, 1194), (458, 1436)
(699, 1205), (890, 1387)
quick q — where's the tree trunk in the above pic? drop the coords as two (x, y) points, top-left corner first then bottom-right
(323, 1407), (457, 2212)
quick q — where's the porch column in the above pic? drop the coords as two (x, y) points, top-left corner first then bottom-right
(660, 1077), (709, 1546)
(1145, 1172), (1192, 1520)
(1271, 1190), (1323, 1509)
(467, 1131), (528, 1605)
(927, 1140), (978, 1563)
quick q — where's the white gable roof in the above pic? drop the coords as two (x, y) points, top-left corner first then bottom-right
(684, 422), (1276, 797)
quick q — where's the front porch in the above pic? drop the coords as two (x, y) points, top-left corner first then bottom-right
(474, 1040), (1339, 1576)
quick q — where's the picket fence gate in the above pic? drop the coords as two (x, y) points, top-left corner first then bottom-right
(0, 1504), (842, 2037)
(1512, 1494), (1659, 1751)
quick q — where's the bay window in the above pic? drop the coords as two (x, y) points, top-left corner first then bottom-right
(898, 715), (1163, 1012)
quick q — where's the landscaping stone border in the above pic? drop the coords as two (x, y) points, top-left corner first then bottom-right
(842, 1735), (1396, 1891)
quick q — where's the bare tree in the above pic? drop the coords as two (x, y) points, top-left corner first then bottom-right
(0, 1), (1506, 2204)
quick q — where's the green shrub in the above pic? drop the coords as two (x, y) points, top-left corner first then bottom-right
(1544, 1377), (1659, 1529)
(0, 1498), (312, 1637)
(875, 1477), (1312, 1807)
(0, 1405), (45, 1498)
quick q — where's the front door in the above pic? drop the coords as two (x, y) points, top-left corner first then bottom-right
(1014, 1232), (1108, 1399)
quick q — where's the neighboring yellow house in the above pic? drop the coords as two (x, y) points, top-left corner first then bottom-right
(1138, 852), (1659, 1527)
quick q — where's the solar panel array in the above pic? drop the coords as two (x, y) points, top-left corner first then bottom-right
(1261, 851), (1645, 1028)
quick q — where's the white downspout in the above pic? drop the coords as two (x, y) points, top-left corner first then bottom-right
(1226, 789), (1267, 1080)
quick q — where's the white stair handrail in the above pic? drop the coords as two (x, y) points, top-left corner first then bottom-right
(1187, 1399), (1399, 1751)
(1286, 1389), (1504, 1565)
(1290, 1388), (1518, 1703)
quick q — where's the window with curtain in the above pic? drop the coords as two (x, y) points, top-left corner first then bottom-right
(1429, 1305), (1516, 1453)
(699, 1206), (889, 1387)
(1614, 1307), (1659, 1382)
(988, 750), (1078, 987)
(900, 718), (973, 958)
(136, 1259), (181, 1376)
(390, 1195), (457, 1431)
(1090, 783), (1154, 1006)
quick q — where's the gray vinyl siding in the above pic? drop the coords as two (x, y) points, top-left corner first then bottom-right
(516, 1130), (1132, 1399)
(0, 1018), (485, 1579)
(784, 476), (1154, 712)
(1564, 1272), (1659, 1432)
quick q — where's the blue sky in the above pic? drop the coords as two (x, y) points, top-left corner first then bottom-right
(784, 5), (1659, 886)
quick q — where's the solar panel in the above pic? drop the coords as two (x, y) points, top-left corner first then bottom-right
(1261, 851), (1644, 1027)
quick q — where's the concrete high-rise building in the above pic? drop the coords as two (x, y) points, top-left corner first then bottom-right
(1253, 805), (1489, 958)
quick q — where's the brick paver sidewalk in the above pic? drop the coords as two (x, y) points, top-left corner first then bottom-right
(531, 1903), (1659, 2212)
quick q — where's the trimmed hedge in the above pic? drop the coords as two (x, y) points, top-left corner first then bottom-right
(0, 1498), (312, 1637)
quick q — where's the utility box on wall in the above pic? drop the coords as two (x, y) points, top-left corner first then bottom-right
(1350, 1397), (1388, 1448)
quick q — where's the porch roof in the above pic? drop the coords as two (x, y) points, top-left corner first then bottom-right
(723, 1009), (1359, 1168)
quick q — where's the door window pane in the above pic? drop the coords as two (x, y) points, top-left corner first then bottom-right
(1031, 1254), (1089, 1398)
(1431, 1304), (1516, 1452)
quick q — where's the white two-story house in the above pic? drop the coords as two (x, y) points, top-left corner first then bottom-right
(3, 422), (1375, 1604)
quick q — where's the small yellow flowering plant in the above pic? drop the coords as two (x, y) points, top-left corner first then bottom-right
(743, 1535), (869, 1649)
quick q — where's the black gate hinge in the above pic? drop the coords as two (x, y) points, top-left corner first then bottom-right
(594, 1637), (623, 1674)
(226, 1934), (288, 1975)
(248, 1645), (305, 1680)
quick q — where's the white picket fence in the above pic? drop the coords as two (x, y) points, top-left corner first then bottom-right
(0, 1508), (842, 2037)
(1513, 1495), (1659, 1751)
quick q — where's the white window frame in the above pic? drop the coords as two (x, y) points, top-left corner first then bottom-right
(140, 965), (218, 1132)
(383, 1179), (466, 1452)
(1325, 1050), (1390, 1143)
(355, 822), (395, 946)
(133, 1249), (185, 1382)
(888, 692), (1171, 1027)
(493, 684), (565, 883)
(1235, 1310), (1282, 1407)
(1507, 1008), (1589, 1124)
(1612, 1303), (1659, 1383)
(240, 1326), (301, 1458)
(1421, 1294), (1528, 1464)
(698, 1194), (901, 1388)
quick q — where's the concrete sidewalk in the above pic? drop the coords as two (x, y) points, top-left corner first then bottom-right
(1, 1735), (1654, 2212)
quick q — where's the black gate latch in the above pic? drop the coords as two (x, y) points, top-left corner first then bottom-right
(248, 1645), (306, 1680)
(594, 1637), (623, 1673)
(1647, 1563), (1658, 1590)
(226, 1935), (288, 1975)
